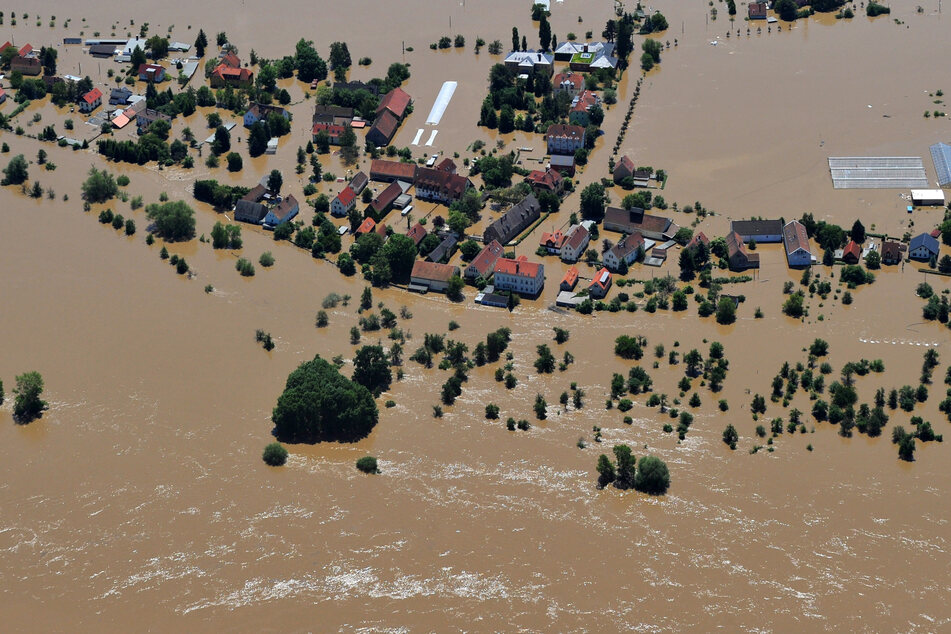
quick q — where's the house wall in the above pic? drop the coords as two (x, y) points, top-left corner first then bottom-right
(331, 198), (352, 217)
(735, 232), (782, 243)
(910, 246), (934, 260)
(410, 276), (450, 293)
(494, 270), (544, 296)
(786, 250), (811, 267)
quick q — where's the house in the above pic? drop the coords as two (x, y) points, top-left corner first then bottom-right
(482, 194), (541, 246)
(749, 2), (768, 19)
(349, 172), (368, 194)
(414, 167), (472, 203)
(525, 168), (564, 194)
(355, 217), (377, 236)
(234, 185), (268, 223)
(89, 43), (118, 58)
(841, 240), (862, 265)
(11, 53), (41, 75)
(243, 103), (289, 127)
(911, 189), (946, 206)
(552, 71), (586, 97)
(613, 155), (636, 184)
(263, 195), (299, 226)
(588, 268), (613, 299)
(881, 240), (903, 265)
(554, 40), (615, 61)
(435, 158), (456, 173)
(550, 154), (575, 177)
(427, 234), (458, 263)
(730, 219), (784, 243)
(410, 261), (460, 293)
(909, 233), (940, 261)
(375, 222), (389, 240)
(313, 105), (354, 126)
(603, 232), (645, 271)
(370, 159), (417, 183)
(219, 51), (241, 68)
(782, 220), (812, 267)
(312, 122), (346, 145)
(726, 231), (760, 270)
(494, 256), (545, 296)
(465, 240), (504, 281)
(366, 109), (401, 147)
(210, 63), (253, 88)
(503, 50), (554, 76)
(109, 87), (132, 105)
(539, 230), (567, 255)
(568, 44), (618, 72)
(376, 87), (412, 120)
(331, 186), (357, 217)
(406, 222), (428, 247)
(561, 224), (590, 263)
(136, 108), (172, 132)
(560, 266), (579, 291)
(686, 231), (710, 251)
(138, 63), (166, 82)
(368, 181), (404, 217)
(79, 87), (102, 113)
(568, 90), (600, 126)
(604, 207), (676, 241)
(546, 124), (586, 155)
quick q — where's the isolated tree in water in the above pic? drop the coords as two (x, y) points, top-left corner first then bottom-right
(13, 371), (46, 422)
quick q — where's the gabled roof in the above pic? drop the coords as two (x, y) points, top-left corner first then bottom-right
(368, 109), (400, 143)
(564, 224), (590, 251)
(82, 87), (102, 103)
(546, 123), (585, 141)
(220, 51), (241, 68)
(336, 186), (356, 207)
(783, 220), (811, 255)
(687, 231), (709, 250)
(552, 71), (584, 90)
(350, 172), (368, 191)
(356, 217), (377, 235)
(270, 195), (299, 221)
(411, 260), (458, 283)
(415, 167), (470, 200)
(312, 122), (345, 137)
(540, 230), (567, 249)
(467, 240), (504, 277)
(590, 267), (612, 292)
(494, 255), (542, 278)
(730, 219), (783, 237)
(570, 90), (599, 113)
(18, 43), (33, 57)
(436, 158), (456, 173)
(842, 240), (861, 260)
(726, 232), (760, 265)
(604, 207), (672, 236)
(561, 266), (579, 288)
(138, 63), (164, 75)
(910, 233), (939, 254)
(882, 240), (902, 261)
(608, 232), (645, 260)
(370, 159), (417, 182)
(377, 87), (411, 119)
(406, 222), (428, 246)
(370, 181), (403, 213)
(526, 168), (563, 190)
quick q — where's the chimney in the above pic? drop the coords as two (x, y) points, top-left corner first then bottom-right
(583, 43), (588, 53)
(537, 53), (542, 61)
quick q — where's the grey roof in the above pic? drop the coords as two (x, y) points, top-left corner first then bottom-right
(828, 156), (928, 189)
(482, 194), (541, 246)
(427, 235), (458, 263)
(910, 233), (939, 254)
(930, 143), (951, 187)
(730, 219), (783, 237)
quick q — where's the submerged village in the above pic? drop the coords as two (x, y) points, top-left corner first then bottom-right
(3, 2), (951, 479)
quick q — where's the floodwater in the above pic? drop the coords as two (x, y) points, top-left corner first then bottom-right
(2, 1), (951, 631)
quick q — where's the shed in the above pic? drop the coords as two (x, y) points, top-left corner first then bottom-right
(911, 189), (946, 206)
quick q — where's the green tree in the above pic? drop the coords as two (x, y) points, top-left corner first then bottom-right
(613, 444), (636, 489)
(80, 167), (119, 203)
(262, 442), (288, 466)
(272, 356), (378, 442)
(194, 29), (208, 57)
(722, 424), (738, 449)
(356, 456), (379, 473)
(850, 219), (865, 243)
(715, 297), (736, 324)
(634, 455), (670, 495)
(352, 345), (392, 396)
(13, 371), (46, 422)
(211, 125), (231, 155)
(248, 122), (270, 157)
(534, 344), (556, 373)
(579, 182), (607, 220)
(145, 200), (196, 241)
(2, 154), (28, 185)
(447, 275), (465, 301)
(538, 15), (551, 51)
(596, 454), (616, 488)
(267, 169), (283, 193)
(226, 152), (243, 172)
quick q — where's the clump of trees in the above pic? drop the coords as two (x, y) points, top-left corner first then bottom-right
(272, 356), (379, 443)
(596, 445), (670, 495)
(12, 371), (46, 422)
(146, 200), (196, 241)
(81, 167), (119, 203)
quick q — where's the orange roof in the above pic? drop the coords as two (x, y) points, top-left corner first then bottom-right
(356, 217), (376, 235)
(111, 113), (131, 128)
(540, 230), (566, 249)
(843, 240), (861, 259)
(494, 255), (542, 278)
(18, 43), (32, 57)
(590, 267), (612, 291)
(82, 87), (102, 104)
(561, 266), (579, 287)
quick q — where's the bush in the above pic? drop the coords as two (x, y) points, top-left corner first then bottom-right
(236, 258), (255, 276)
(485, 403), (500, 419)
(634, 456), (670, 495)
(259, 251), (275, 267)
(356, 456), (379, 473)
(262, 442), (288, 466)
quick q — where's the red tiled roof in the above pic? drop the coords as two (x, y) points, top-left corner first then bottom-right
(494, 255), (542, 278)
(18, 43), (32, 57)
(0, 42), (12, 52)
(312, 122), (345, 137)
(356, 217), (377, 234)
(220, 52), (241, 68)
(540, 230), (567, 249)
(406, 222), (428, 246)
(82, 88), (102, 104)
(843, 240), (861, 260)
(336, 186), (356, 207)
(370, 181), (403, 213)
(368, 109), (400, 144)
(561, 266), (579, 288)
(138, 63), (164, 75)
(436, 158), (456, 173)
(415, 167), (470, 200)
(930, 228), (942, 238)
(467, 240), (504, 277)
(687, 231), (709, 250)
(370, 159), (417, 182)
(526, 168), (563, 191)
(411, 260), (458, 283)
(375, 223), (389, 237)
(571, 90), (599, 113)
(213, 64), (252, 82)
(590, 267), (612, 292)
(377, 87), (411, 119)
(552, 72), (584, 90)
(546, 123), (585, 140)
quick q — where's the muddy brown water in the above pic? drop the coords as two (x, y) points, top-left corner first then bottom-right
(2, 2), (951, 631)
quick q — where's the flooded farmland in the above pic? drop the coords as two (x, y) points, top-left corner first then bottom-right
(2, 1), (951, 631)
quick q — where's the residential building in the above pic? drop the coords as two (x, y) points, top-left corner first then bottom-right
(749, 2), (768, 19)
(410, 261), (460, 293)
(10, 44), (41, 75)
(568, 90), (600, 126)
(435, 158), (457, 173)
(109, 87), (132, 105)
(588, 268), (613, 299)
(613, 155), (636, 184)
(493, 256), (545, 296)
(234, 185), (268, 224)
(349, 171), (369, 194)
(312, 122), (346, 145)
(567, 44), (618, 72)
(482, 194), (541, 246)
(376, 87), (412, 120)
(560, 266), (579, 291)
(370, 159), (417, 183)
(414, 167), (471, 203)
(138, 63), (166, 82)
(782, 220), (812, 267)
(465, 240), (504, 281)
(539, 230), (567, 255)
(406, 222), (428, 247)
(331, 186), (357, 217)
(560, 224), (590, 263)
(726, 231), (760, 270)
(89, 43), (118, 58)
(604, 207), (676, 240)
(366, 109), (401, 147)
(136, 108), (172, 132)
(546, 124), (586, 155)
(881, 240), (903, 265)
(79, 87), (102, 113)
(603, 232), (645, 271)
(909, 233), (940, 260)
(525, 168), (564, 194)
(550, 154), (575, 176)
(368, 181), (403, 217)
(427, 234), (458, 264)
(730, 219), (784, 243)
(686, 231), (710, 251)
(243, 103), (289, 127)
(263, 195), (299, 226)
(841, 240), (861, 265)
(503, 50), (554, 76)
(355, 217), (377, 236)
(552, 71), (585, 97)
(554, 40), (615, 61)
(210, 63), (253, 88)
(312, 105), (354, 126)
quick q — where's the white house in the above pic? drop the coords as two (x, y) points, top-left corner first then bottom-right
(782, 220), (813, 267)
(263, 195), (299, 227)
(909, 233), (940, 261)
(545, 124), (586, 156)
(560, 224), (590, 263)
(331, 186), (357, 217)
(493, 256), (544, 297)
(603, 232), (646, 271)
(79, 87), (102, 113)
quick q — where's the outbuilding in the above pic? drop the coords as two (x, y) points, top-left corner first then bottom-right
(911, 189), (946, 207)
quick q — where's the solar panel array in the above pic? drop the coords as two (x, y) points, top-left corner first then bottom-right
(930, 143), (951, 187)
(828, 156), (929, 189)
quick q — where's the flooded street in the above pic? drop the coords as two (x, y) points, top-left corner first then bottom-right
(2, 1), (951, 631)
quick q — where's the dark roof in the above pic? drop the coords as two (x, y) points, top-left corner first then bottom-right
(427, 235), (458, 263)
(377, 87), (411, 119)
(482, 194), (541, 246)
(349, 171), (368, 192)
(730, 219), (783, 238)
(370, 181), (403, 214)
(367, 110), (400, 145)
(783, 221), (810, 255)
(910, 233), (939, 254)
(415, 167), (470, 201)
(89, 44), (117, 56)
(335, 80), (379, 95)
(313, 104), (354, 124)
(370, 159), (417, 182)
(882, 241), (902, 262)
(604, 207), (671, 235)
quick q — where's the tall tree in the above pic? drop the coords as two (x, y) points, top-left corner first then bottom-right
(538, 16), (551, 51)
(194, 29), (208, 57)
(512, 27), (519, 52)
(267, 169), (283, 194)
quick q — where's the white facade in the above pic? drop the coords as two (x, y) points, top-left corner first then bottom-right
(331, 195), (354, 217)
(494, 266), (545, 296)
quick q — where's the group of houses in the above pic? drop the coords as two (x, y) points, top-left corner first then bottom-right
(233, 184), (300, 227)
(366, 87), (412, 148)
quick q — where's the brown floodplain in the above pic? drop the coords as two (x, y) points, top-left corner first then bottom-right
(2, 1), (951, 631)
